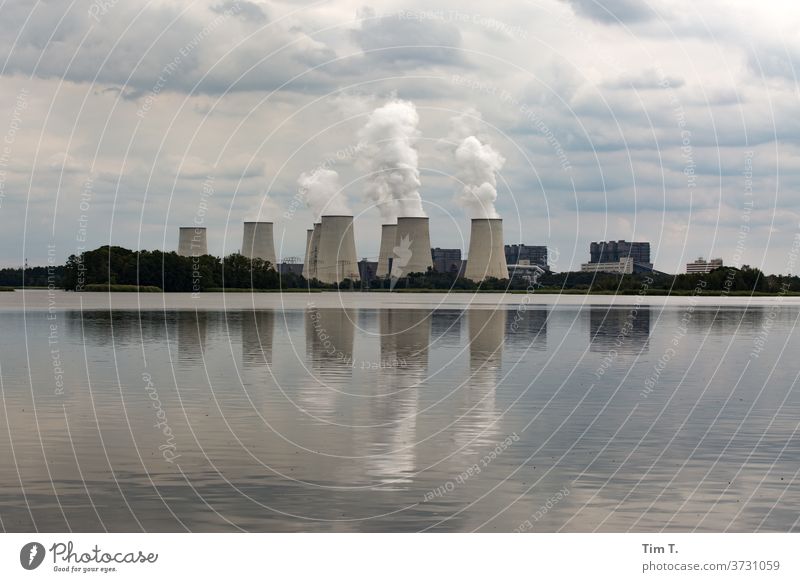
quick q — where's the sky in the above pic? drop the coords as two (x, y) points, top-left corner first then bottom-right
(1, 0), (799, 273)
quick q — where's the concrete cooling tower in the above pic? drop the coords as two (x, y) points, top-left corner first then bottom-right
(376, 224), (397, 278)
(304, 223), (321, 280)
(302, 229), (313, 278)
(178, 227), (208, 257)
(315, 215), (360, 284)
(241, 222), (276, 266)
(392, 217), (432, 277)
(465, 218), (508, 281)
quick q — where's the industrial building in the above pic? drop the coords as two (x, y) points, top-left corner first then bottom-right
(686, 257), (723, 274)
(505, 244), (548, 270)
(590, 240), (651, 267)
(358, 259), (378, 281)
(584, 240), (653, 274)
(431, 248), (463, 274)
(376, 224), (397, 278)
(581, 257), (635, 274)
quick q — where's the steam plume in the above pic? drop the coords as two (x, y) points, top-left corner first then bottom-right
(450, 109), (504, 219)
(298, 167), (351, 220)
(358, 98), (425, 221)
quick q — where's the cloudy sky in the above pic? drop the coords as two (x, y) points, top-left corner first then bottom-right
(1, 0), (799, 273)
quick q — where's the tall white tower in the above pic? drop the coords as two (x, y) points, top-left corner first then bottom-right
(241, 221), (276, 267)
(376, 223), (397, 278)
(315, 215), (360, 284)
(392, 217), (432, 278)
(178, 227), (208, 257)
(465, 218), (508, 281)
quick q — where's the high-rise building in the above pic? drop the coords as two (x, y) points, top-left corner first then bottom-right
(431, 248), (462, 274)
(686, 257), (723, 274)
(590, 240), (651, 267)
(505, 244), (548, 269)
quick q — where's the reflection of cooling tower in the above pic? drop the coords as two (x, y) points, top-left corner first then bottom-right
(241, 222), (276, 266)
(302, 229), (313, 278)
(465, 218), (507, 281)
(376, 224), (397, 278)
(177, 311), (208, 361)
(241, 310), (275, 367)
(315, 215), (360, 284)
(305, 308), (355, 368)
(177, 227), (208, 257)
(469, 309), (506, 371)
(379, 309), (431, 376)
(392, 217), (432, 277)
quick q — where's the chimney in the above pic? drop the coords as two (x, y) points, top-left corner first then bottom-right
(465, 218), (507, 281)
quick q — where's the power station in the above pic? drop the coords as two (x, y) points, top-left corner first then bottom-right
(241, 221), (276, 266)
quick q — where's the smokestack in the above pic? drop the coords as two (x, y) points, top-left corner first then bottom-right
(315, 215), (360, 284)
(465, 218), (508, 281)
(241, 222), (276, 266)
(376, 223), (397, 278)
(177, 227), (208, 257)
(302, 229), (313, 279)
(391, 217), (432, 278)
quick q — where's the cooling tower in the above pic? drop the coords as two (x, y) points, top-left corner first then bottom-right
(391, 217), (432, 277)
(465, 218), (508, 281)
(177, 227), (208, 257)
(302, 229), (313, 278)
(376, 223), (397, 278)
(305, 223), (321, 280)
(315, 215), (360, 284)
(241, 221), (276, 266)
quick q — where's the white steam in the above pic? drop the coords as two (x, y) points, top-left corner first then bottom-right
(450, 109), (505, 219)
(298, 167), (351, 220)
(358, 98), (426, 222)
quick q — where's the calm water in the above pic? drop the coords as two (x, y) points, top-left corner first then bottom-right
(1, 291), (799, 532)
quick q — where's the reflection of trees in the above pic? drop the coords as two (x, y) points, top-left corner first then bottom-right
(687, 306), (765, 334)
(177, 311), (208, 362)
(430, 309), (463, 347)
(589, 306), (650, 354)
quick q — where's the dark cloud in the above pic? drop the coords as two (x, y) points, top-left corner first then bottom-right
(564, 0), (656, 24)
(351, 9), (466, 68)
(211, 0), (268, 23)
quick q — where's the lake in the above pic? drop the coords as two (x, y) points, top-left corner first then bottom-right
(1, 291), (798, 531)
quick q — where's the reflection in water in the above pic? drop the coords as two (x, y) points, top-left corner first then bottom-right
(505, 307), (547, 351)
(241, 310), (274, 367)
(430, 309), (463, 346)
(2, 301), (800, 532)
(589, 306), (650, 354)
(364, 310), (432, 485)
(177, 311), (208, 361)
(459, 309), (506, 448)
